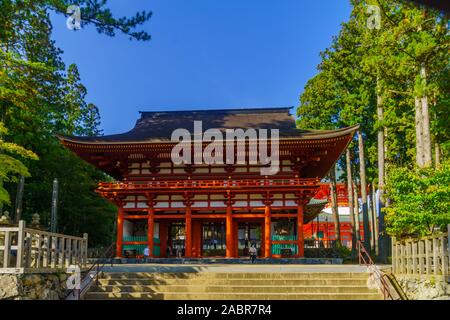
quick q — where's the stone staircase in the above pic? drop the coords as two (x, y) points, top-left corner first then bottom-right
(84, 272), (383, 300)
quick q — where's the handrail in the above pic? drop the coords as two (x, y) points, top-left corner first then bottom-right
(357, 240), (396, 300)
(65, 242), (115, 300)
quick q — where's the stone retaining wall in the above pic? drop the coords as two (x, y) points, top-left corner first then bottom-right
(0, 273), (69, 300)
(396, 275), (450, 300)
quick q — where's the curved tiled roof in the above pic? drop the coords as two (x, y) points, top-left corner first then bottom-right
(304, 198), (329, 224)
(57, 107), (359, 144)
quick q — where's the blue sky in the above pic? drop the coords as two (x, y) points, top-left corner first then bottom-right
(50, 0), (351, 135)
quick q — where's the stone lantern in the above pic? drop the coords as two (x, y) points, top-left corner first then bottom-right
(0, 210), (12, 225)
(30, 213), (41, 229)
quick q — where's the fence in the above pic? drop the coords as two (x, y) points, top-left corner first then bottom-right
(0, 221), (88, 274)
(392, 227), (450, 277)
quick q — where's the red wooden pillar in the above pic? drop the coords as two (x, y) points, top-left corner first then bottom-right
(116, 206), (124, 258)
(159, 221), (168, 257)
(226, 203), (233, 258)
(260, 221), (265, 258)
(232, 220), (239, 257)
(147, 207), (154, 258)
(297, 203), (305, 257)
(185, 206), (192, 257)
(264, 204), (271, 258)
(192, 221), (202, 257)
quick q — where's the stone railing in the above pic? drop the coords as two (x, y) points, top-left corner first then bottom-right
(392, 227), (450, 278)
(0, 221), (88, 274)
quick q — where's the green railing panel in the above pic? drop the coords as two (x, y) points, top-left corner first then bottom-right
(271, 234), (297, 241)
(123, 235), (147, 242)
(122, 236), (160, 256)
(271, 243), (298, 255)
(271, 234), (297, 255)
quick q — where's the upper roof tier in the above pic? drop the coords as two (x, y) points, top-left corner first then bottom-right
(57, 107), (359, 144)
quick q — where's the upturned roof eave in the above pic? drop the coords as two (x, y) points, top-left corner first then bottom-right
(56, 124), (360, 146)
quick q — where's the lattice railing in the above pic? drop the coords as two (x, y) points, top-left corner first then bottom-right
(392, 230), (450, 277)
(0, 221), (88, 273)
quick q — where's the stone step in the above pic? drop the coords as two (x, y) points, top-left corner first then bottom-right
(98, 278), (369, 286)
(93, 284), (378, 294)
(101, 272), (369, 280)
(84, 292), (382, 300)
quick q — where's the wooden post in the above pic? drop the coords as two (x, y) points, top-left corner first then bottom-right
(43, 235), (49, 268)
(425, 238), (431, 275)
(58, 237), (65, 268)
(233, 220), (239, 258)
(406, 240), (412, 274)
(401, 242), (407, 273)
(412, 240), (417, 275)
(226, 202), (233, 258)
(159, 222), (168, 257)
(260, 221), (265, 257)
(65, 238), (72, 267)
(440, 235), (447, 277)
(83, 233), (88, 267)
(264, 204), (271, 258)
(147, 207), (155, 258)
(392, 237), (396, 273)
(16, 220), (25, 268)
(447, 225), (450, 276)
(418, 239), (424, 275)
(25, 233), (32, 268)
(297, 203), (305, 257)
(185, 206), (192, 257)
(433, 237), (438, 276)
(3, 230), (11, 268)
(116, 206), (124, 258)
(72, 239), (78, 266)
(51, 236), (57, 268)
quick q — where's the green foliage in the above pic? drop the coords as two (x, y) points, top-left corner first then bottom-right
(297, 0), (449, 237)
(384, 161), (450, 237)
(48, 0), (152, 41)
(0, 122), (38, 204)
(0, 0), (150, 245)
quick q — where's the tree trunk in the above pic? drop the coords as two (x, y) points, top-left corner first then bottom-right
(368, 186), (375, 252)
(353, 181), (360, 242)
(435, 143), (441, 169)
(377, 90), (387, 263)
(14, 176), (25, 223)
(358, 130), (371, 253)
(372, 183), (379, 256)
(346, 149), (356, 256)
(329, 165), (341, 246)
(420, 65), (432, 167)
(415, 96), (424, 167)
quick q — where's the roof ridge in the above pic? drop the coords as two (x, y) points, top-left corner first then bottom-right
(138, 107), (293, 115)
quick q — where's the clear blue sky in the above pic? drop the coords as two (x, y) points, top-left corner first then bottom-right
(50, 0), (351, 135)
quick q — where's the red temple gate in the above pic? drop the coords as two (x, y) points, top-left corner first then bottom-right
(58, 108), (358, 258)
